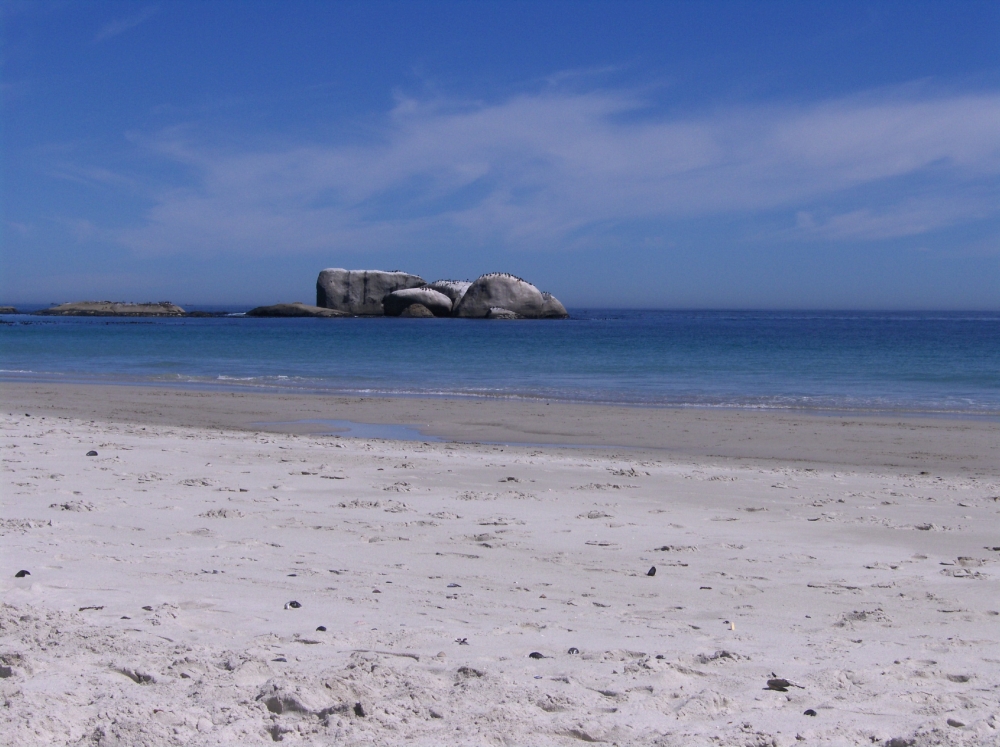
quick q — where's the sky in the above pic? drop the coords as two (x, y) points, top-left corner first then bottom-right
(2, 1), (998, 309)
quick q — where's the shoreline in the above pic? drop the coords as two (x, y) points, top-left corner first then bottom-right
(3, 380), (998, 475)
(5, 372), (1000, 423)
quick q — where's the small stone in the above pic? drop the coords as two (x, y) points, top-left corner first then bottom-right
(284, 601), (301, 609)
(447, 583), (461, 588)
(86, 450), (98, 457)
(14, 570), (30, 578)
(766, 678), (792, 692)
(804, 709), (817, 716)
(567, 647), (580, 654)
(947, 718), (965, 728)
(316, 625), (327, 632)
(142, 605), (153, 611)
(353, 702), (366, 717)
(429, 709), (444, 719)
(646, 566), (656, 576)
(528, 651), (545, 659)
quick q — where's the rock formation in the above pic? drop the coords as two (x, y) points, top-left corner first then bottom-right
(540, 292), (569, 319)
(453, 273), (568, 319)
(383, 287), (453, 317)
(399, 303), (435, 318)
(316, 269), (425, 315)
(425, 280), (472, 309)
(34, 301), (186, 317)
(0, 306), (17, 314)
(245, 303), (347, 318)
(312, 268), (567, 319)
(486, 307), (521, 319)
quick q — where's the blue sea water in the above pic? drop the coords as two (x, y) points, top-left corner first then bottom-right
(1, 310), (998, 416)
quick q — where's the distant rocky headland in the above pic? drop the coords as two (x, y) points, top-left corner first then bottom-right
(10, 269), (568, 320)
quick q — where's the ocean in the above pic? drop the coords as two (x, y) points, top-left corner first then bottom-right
(1, 309), (998, 417)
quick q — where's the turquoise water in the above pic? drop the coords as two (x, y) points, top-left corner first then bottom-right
(1, 310), (998, 416)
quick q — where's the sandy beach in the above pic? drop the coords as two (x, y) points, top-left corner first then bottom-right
(2, 383), (999, 746)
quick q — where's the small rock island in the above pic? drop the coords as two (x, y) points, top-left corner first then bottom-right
(34, 301), (186, 317)
(314, 269), (568, 319)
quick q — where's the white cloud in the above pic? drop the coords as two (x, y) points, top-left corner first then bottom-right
(104, 84), (1000, 256)
(93, 6), (157, 43)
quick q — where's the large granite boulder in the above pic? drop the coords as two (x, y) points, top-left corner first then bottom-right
(453, 274), (568, 319)
(246, 303), (347, 318)
(316, 269), (425, 316)
(425, 280), (472, 310)
(382, 287), (453, 317)
(35, 301), (186, 316)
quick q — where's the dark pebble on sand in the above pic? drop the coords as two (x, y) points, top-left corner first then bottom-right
(316, 625), (327, 632)
(947, 718), (965, 728)
(646, 566), (656, 576)
(14, 570), (30, 578)
(142, 606), (153, 611)
(353, 702), (366, 717)
(700, 586), (712, 590)
(86, 450), (98, 457)
(766, 678), (791, 691)
(567, 647), (580, 654)
(804, 709), (817, 716)
(528, 651), (545, 659)
(447, 583), (461, 588)
(285, 601), (301, 609)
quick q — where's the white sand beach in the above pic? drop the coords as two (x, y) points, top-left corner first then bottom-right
(2, 384), (999, 746)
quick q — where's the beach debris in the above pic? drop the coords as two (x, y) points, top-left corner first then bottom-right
(700, 586), (712, 590)
(353, 702), (366, 717)
(14, 570), (29, 578)
(567, 647), (580, 654)
(500, 476), (520, 482)
(316, 626), (327, 632)
(447, 583), (461, 588)
(455, 638), (469, 645)
(284, 601), (302, 609)
(86, 450), (98, 457)
(765, 677), (803, 692)
(142, 606), (153, 611)
(646, 566), (656, 576)
(528, 651), (546, 659)
(78, 606), (104, 612)
(804, 709), (817, 716)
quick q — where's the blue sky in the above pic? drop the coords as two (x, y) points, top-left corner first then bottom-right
(2, 1), (998, 308)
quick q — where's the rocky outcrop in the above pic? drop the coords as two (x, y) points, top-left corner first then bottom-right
(245, 303), (347, 318)
(316, 269), (425, 316)
(0, 306), (17, 314)
(426, 280), (472, 309)
(383, 288), (453, 317)
(486, 307), (521, 320)
(399, 303), (435, 318)
(453, 274), (568, 319)
(540, 292), (569, 319)
(34, 301), (186, 316)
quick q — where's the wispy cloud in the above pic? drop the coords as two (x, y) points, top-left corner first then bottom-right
(86, 82), (1000, 256)
(93, 6), (157, 44)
